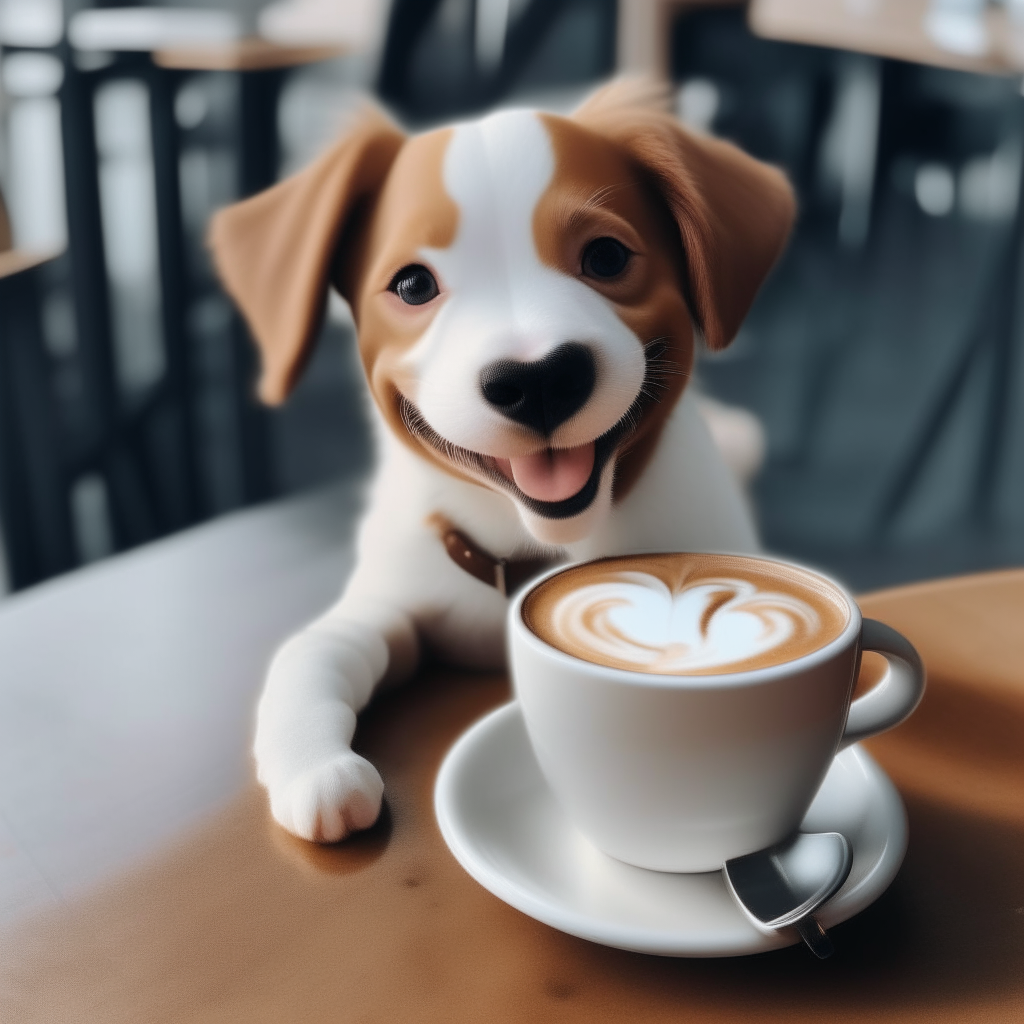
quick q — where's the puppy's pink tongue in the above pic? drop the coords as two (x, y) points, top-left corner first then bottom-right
(509, 444), (595, 502)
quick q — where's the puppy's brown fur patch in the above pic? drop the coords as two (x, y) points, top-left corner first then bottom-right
(536, 114), (694, 500)
(335, 129), (460, 472)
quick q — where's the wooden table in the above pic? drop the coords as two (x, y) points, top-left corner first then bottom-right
(152, 37), (343, 72)
(616, 0), (1024, 81)
(0, 487), (1022, 1021)
(0, 483), (360, 925)
(750, 0), (1024, 75)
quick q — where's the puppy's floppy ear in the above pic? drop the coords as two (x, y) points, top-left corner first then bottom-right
(208, 107), (405, 404)
(574, 78), (795, 350)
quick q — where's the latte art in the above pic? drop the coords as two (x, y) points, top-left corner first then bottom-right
(550, 572), (821, 674)
(523, 553), (850, 675)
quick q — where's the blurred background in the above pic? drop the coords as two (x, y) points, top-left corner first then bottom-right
(1, 0), (1023, 596)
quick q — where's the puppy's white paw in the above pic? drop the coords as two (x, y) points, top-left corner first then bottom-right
(269, 752), (384, 843)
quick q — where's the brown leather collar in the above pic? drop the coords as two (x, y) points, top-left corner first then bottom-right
(429, 515), (556, 597)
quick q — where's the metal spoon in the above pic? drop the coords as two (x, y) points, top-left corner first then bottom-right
(723, 831), (853, 958)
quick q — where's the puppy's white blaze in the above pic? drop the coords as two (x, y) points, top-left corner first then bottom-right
(409, 109), (645, 462)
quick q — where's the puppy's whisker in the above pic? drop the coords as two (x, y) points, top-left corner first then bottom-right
(561, 180), (636, 235)
(635, 336), (692, 412)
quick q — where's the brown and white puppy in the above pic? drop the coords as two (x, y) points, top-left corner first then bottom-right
(210, 80), (795, 842)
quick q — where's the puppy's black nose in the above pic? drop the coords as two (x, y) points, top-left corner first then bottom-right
(479, 342), (596, 437)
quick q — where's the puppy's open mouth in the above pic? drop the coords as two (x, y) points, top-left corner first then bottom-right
(398, 396), (632, 520)
(493, 446), (595, 503)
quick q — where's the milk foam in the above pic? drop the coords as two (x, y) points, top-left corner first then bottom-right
(549, 571), (823, 673)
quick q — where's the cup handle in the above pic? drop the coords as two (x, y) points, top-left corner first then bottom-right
(839, 618), (925, 749)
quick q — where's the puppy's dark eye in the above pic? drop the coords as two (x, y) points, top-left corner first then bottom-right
(582, 237), (630, 279)
(388, 264), (439, 305)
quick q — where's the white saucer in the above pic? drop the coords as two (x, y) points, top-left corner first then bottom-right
(434, 702), (907, 957)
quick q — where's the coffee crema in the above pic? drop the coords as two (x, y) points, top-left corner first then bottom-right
(522, 554), (850, 675)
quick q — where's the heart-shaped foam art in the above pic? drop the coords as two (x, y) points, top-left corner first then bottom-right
(549, 571), (824, 674)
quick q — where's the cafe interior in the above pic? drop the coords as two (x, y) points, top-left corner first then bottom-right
(1, 1), (1023, 1020)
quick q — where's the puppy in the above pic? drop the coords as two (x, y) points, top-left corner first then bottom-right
(210, 79), (795, 843)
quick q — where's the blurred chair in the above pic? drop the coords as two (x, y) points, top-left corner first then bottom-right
(617, 0), (741, 79)
(0, 5), (360, 590)
(866, 66), (1024, 537)
(377, 0), (616, 123)
(0, 158), (209, 591)
(0, 190), (75, 590)
(63, 9), (349, 522)
(671, 6), (1024, 586)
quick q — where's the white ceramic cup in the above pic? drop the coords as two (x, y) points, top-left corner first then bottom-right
(509, 554), (925, 873)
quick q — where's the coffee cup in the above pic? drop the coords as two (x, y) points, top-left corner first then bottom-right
(508, 552), (924, 873)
